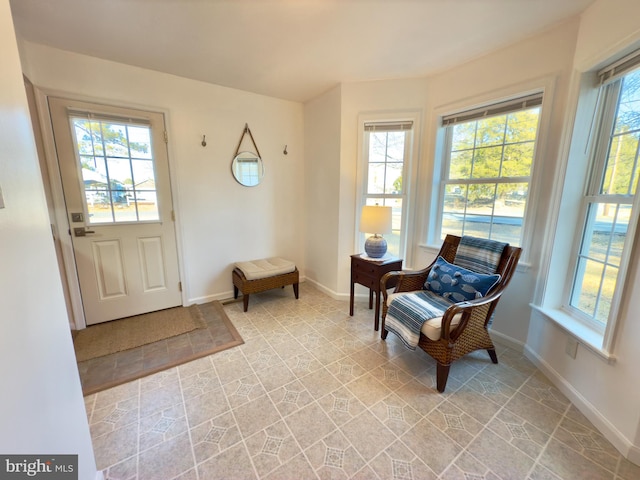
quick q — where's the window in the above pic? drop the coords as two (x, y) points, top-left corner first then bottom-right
(568, 67), (640, 330)
(438, 94), (543, 246)
(70, 113), (159, 224)
(362, 121), (413, 258)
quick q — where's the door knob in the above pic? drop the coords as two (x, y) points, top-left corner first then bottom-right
(74, 227), (96, 237)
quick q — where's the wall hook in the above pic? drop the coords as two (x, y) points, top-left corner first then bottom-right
(201, 135), (207, 147)
(283, 145), (288, 155)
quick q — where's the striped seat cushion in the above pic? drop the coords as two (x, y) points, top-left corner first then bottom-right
(385, 290), (461, 349)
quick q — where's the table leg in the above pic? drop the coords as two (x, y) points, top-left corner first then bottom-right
(368, 289), (373, 310)
(374, 289), (380, 331)
(349, 275), (355, 316)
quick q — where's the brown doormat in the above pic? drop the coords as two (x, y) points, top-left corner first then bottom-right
(76, 301), (243, 395)
(73, 304), (207, 362)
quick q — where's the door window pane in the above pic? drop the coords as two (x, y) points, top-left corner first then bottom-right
(71, 117), (159, 224)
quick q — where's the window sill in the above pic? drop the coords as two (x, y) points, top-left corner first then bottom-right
(529, 304), (616, 364)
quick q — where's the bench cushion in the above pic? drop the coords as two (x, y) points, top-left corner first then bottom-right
(234, 257), (296, 280)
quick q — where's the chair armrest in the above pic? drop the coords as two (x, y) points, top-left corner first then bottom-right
(439, 289), (505, 341)
(380, 268), (430, 304)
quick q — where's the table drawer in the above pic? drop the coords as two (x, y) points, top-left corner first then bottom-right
(352, 272), (378, 289)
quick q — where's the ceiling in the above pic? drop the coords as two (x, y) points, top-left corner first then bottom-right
(10, 0), (595, 103)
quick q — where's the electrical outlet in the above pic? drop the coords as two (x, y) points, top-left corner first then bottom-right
(565, 337), (578, 359)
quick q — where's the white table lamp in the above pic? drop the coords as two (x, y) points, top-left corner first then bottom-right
(359, 205), (392, 258)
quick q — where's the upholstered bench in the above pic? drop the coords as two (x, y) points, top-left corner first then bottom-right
(232, 257), (299, 312)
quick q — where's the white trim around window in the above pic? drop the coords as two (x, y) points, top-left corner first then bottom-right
(425, 77), (557, 267)
(355, 110), (422, 266)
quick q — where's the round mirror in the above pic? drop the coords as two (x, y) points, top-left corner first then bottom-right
(231, 151), (264, 187)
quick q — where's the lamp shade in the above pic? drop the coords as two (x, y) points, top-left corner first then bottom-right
(359, 205), (392, 234)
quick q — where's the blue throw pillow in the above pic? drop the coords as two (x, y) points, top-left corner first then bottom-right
(425, 256), (501, 302)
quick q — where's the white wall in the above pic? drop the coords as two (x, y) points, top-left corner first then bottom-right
(18, 41), (305, 308)
(303, 85), (342, 293)
(0, 2), (98, 478)
(525, 0), (640, 463)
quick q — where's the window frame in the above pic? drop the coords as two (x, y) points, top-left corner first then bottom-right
(563, 72), (640, 336)
(356, 111), (421, 263)
(428, 88), (549, 262)
(534, 54), (640, 359)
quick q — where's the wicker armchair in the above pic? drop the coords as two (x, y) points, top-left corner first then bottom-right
(380, 235), (521, 392)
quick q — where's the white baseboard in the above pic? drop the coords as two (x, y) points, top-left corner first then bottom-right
(302, 278), (344, 300)
(95, 470), (105, 480)
(523, 344), (639, 465)
(490, 330), (525, 353)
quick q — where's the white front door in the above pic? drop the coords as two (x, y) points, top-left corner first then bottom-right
(49, 97), (182, 325)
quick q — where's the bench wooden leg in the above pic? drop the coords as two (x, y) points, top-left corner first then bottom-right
(293, 283), (299, 299)
(234, 285), (239, 299)
(242, 294), (249, 312)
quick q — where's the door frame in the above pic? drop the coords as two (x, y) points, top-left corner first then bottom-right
(32, 87), (187, 330)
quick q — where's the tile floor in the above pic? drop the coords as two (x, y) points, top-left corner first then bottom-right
(84, 283), (640, 479)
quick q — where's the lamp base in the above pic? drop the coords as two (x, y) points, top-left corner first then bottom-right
(364, 235), (387, 258)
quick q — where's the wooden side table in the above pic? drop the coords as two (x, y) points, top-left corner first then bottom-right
(349, 254), (403, 331)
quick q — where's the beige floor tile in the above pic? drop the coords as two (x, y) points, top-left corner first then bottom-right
(197, 442), (258, 480)
(263, 452), (317, 480)
(92, 422), (139, 471)
(190, 410), (242, 464)
(138, 402), (188, 452)
(369, 392), (424, 436)
(504, 391), (564, 435)
(232, 393), (282, 439)
(268, 379), (315, 417)
(254, 360), (298, 393)
(617, 456), (640, 480)
(223, 373), (268, 408)
(343, 372), (393, 408)
(552, 417), (620, 473)
(284, 402), (336, 450)
(446, 383), (503, 424)
(440, 451), (501, 480)
(465, 428), (535, 479)
(102, 455), (137, 480)
(183, 386), (229, 428)
(401, 417), (463, 475)
(486, 407), (550, 460)
(539, 438), (614, 479)
(305, 429), (367, 479)
(369, 439), (438, 480)
(298, 367), (342, 398)
(393, 379), (444, 416)
(426, 400), (484, 447)
(317, 386), (368, 426)
(137, 432), (194, 480)
(325, 356), (368, 384)
(341, 410), (398, 462)
(527, 463), (564, 480)
(244, 420), (303, 478)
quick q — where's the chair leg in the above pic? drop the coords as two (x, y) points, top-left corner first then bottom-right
(436, 363), (451, 393)
(234, 285), (239, 299)
(243, 294), (249, 312)
(381, 328), (389, 340)
(487, 348), (498, 364)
